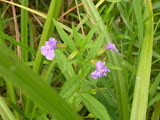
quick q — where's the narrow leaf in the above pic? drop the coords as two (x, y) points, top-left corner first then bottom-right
(130, 1), (153, 120)
(80, 93), (111, 120)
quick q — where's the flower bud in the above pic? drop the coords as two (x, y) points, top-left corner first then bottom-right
(90, 59), (97, 65)
(67, 50), (79, 61)
(96, 46), (107, 57)
(56, 44), (68, 49)
(90, 89), (98, 94)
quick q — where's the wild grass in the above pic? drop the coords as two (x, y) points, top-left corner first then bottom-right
(0, 0), (160, 120)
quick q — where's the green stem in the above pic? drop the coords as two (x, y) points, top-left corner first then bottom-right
(44, 61), (56, 83)
(30, 0), (62, 119)
(21, 0), (28, 62)
(33, 0), (62, 74)
(20, 0), (32, 116)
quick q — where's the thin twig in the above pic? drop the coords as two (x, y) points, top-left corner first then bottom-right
(58, 0), (95, 21)
(31, 12), (43, 26)
(58, 2), (84, 21)
(1, 4), (11, 18)
(10, 0), (21, 58)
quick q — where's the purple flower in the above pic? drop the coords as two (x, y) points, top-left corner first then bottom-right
(91, 61), (110, 79)
(106, 42), (119, 54)
(41, 38), (57, 60)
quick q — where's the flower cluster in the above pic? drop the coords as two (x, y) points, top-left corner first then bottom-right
(40, 38), (118, 80)
(91, 61), (110, 79)
(91, 43), (119, 79)
(40, 38), (57, 60)
(106, 42), (119, 54)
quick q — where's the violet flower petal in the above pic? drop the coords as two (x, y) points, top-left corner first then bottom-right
(106, 42), (119, 54)
(48, 38), (57, 49)
(97, 70), (102, 78)
(96, 61), (105, 70)
(103, 66), (111, 72)
(45, 50), (55, 60)
(91, 61), (110, 79)
(40, 38), (57, 60)
(91, 70), (98, 79)
(40, 46), (48, 56)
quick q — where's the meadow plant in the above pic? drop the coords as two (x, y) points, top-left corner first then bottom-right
(0, 0), (159, 120)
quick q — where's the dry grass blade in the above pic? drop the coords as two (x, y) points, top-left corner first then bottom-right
(0, 0), (47, 18)
(10, 0), (21, 59)
(75, 0), (84, 35)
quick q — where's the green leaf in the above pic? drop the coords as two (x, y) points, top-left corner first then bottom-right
(87, 27), (106, 59)
(72, 23), (81, 47)
(120, 59), (136, 73)
(0, 31), (36, 55)
(53, 19), (77, 52)
(80, 93), (111, 120)
(133, 0), (143, 45)
(149, 94), (160, 107)
(84, 23), (98, 45)
(60, 76), (80, 100)
(105, 62), (122, 70)
(149, 74), (160, 100)
(96, 91), (118, 120)
(54, 50), (75, 81)
(117, 3), (133, 32)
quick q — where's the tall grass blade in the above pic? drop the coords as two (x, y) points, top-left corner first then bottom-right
(0, 31), (36, 55)
(21, 0), (28, 62)
(130, 1), (153, 120)
(133, 0), (143, 45)
(0, 43), (82, 120)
